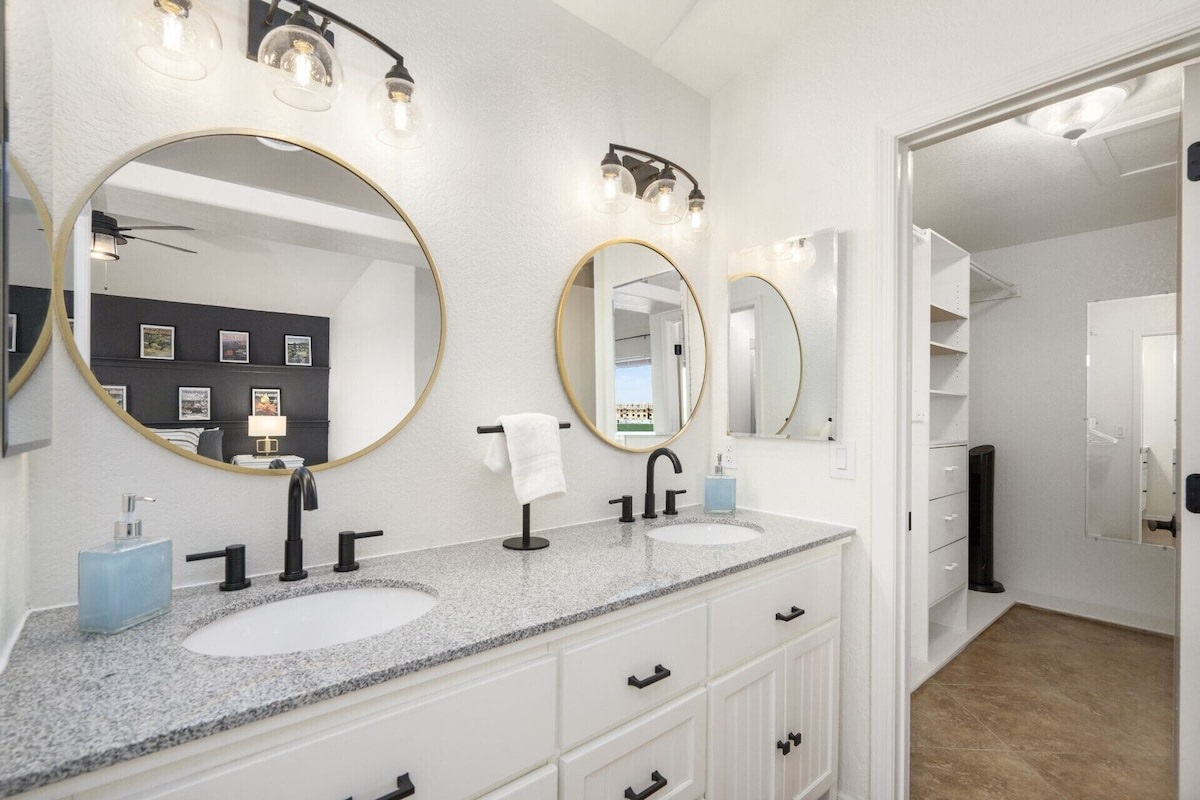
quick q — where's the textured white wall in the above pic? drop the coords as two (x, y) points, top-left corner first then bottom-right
(708, 3), (1197, 795)
(971, 219), (1177, 622)
(14, 0), (710, 608)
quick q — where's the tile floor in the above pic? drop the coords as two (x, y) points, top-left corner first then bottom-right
(910, 604), (1174, 799)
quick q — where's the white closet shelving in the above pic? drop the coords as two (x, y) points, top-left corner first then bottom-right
(910, 228), (971, 665)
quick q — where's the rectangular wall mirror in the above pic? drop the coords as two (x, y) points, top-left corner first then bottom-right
(1086, 293), (1177, 546)
(727, 227), (840, 440)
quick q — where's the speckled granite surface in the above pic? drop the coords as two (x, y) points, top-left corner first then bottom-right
(0, 507), (852, 797)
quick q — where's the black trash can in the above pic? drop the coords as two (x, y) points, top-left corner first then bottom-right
(969, 444), (1004, 593)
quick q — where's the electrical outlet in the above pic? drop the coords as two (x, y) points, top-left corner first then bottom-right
(720, 436), (737, 469)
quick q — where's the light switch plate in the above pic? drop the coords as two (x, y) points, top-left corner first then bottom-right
(829, 440), (856, 480)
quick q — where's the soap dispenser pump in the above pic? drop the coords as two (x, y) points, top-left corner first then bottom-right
(704, 453), (736, 514)
(78, 494), (173, 633)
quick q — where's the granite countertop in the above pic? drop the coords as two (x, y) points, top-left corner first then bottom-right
(0, 507), (852, 797)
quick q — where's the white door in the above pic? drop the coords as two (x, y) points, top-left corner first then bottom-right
(1177, 61), (1200, 797)
(707, 649), (785, 800)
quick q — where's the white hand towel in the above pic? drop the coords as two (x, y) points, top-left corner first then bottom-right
(484, 413), (567, 505)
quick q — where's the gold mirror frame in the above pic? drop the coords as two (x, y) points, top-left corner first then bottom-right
(52, 128), (446, 475)
(555, 238), (708, 453)
(727, 271), (804, 437)
(7, 155), (55, 400)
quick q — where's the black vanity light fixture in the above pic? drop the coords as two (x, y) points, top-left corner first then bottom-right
(124, 0), (223, 81)
(593, 144), (710, 240)
(246, 0), (424, 147)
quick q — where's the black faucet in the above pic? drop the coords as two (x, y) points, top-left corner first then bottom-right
(643, 447), (682, 519)
(280, 465), (318, 581)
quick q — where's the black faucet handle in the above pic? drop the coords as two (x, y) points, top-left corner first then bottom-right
(186, 544), (251, 591)
(334, 530), (385, 572)
(665, 489), (687, 516)
(609, 496), (636, 523)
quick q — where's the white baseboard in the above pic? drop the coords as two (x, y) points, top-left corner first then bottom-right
(1006, 586), (1174, 636)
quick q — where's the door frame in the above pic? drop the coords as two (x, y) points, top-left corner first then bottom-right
(870, 10), (1200, 798)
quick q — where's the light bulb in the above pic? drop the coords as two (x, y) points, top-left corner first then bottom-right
(91, 234), (120, 262)
(643, 166), (683, 225)
(124, 0), (222, 81)
(792, 238), (817, 269)
(767, 240), (793, 261)
(257, 7), (343, 112)
(371, 62), (425, 148)
(590, 152), (635, 213)
(681, 190), (710, 241)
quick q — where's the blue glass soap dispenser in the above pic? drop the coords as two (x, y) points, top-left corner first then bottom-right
(78, 494), (172, 633)
(704, 453), (736, 514)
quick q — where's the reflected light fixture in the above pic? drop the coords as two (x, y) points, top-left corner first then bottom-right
(1021, 81), (1136, 141)
(124, 0), (223, 80)
(246, 1), (425, 147)
(765, 236), (816, 269)
(248, 415), (287, 455)
(592, 144), (710, 240)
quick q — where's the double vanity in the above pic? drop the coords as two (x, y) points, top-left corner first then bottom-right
(0, 509), (851, 800)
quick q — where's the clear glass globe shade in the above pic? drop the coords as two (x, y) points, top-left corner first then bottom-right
(371, 76), (425, 148)
(643, 178), (684, 224)
(124, 0), (222, 81)
(792, 239), (817, 269)
(591, 162), (635, 213)
(681, 204), (710, 241)
(257, 24), (343, 112)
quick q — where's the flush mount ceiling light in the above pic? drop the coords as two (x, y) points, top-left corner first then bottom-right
(592, 144), (710, 240)
(124, 0), (223, 80)
(765, 236), (816, 269)
(1021, 81), (1137, 141)
(246, 0), (425, 146)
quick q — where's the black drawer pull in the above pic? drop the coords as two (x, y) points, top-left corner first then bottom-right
(777, 738), (792, 755)
(775, 605), (806, 622)
(627, 664), (671, 689)
(379, 773), (415, 800)
(624, 770), (668, 800)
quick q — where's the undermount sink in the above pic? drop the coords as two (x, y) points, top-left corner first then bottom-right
(182, 586), (437, 657)
(646, 521), (762, 545)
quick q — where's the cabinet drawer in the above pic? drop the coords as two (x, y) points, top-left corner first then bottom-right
(561, 603), (708, 749)
(929, 445), (967, 499)
(477, 765), (557, 800)
(154, 658), (556, 800)
(560, 689), (706, 800)
(709, 557), (840, 676)
(928, 492), (967, 552)
(927, 538), (968, 605)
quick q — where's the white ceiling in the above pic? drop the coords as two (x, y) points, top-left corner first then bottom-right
(549, 0), (808, 97)
(913, 65), (1181, 254)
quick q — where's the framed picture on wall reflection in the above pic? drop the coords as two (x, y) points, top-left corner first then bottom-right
(284, 335), (312, 366)
(102, 385), (127, 411)
(219, 330), (249, 363)
(6, 313), (15, 353)
(178, 386), (211, 421)
(251, 388), (281, 417)
(140, 324), (175, 360)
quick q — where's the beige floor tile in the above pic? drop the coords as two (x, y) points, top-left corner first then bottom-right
(1063, 683), (1175, 757)
(928, 640), (1050, 688)
(1019, 751), (1174, 800)
(910, 747), (1066, 800)
(910, 683), (1010, 751)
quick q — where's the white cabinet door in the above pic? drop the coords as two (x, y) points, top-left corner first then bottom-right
(707, 649), (785, 800)
(560, 689), (706, 800)
(781, 621), (839, 800)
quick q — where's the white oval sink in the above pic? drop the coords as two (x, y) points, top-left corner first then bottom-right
(182, 587), (437, 657)
(646, 521), (762, 545)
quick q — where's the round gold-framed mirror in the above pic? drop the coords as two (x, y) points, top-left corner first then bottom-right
(53, 130), (445, 474)
(556, 238), (707, 452)
(7, 155), (54, 399)
(728, 272), (803, 437)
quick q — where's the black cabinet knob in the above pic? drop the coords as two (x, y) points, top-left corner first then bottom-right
(624, 770), (668, 800)
(609, 495), (636, 523)
(775, 605), (806, 622)
(664, 489), (687, 515)
(777, 738), (792, 755)
(335, 530), (384, 572)
(185, 544), (251, 591)
(627, 664), (671, 689)
(789, 731), (802, 746)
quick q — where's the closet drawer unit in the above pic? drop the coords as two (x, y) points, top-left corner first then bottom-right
(927, 538), (968, 606)
(559, 688), (706, 800)
(927, 492), (967, 552)
(929, 445), (967, 499)
(709, 556), (840, 676)
(151, 657), (556, 800)
(560, 603), (708, 749)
